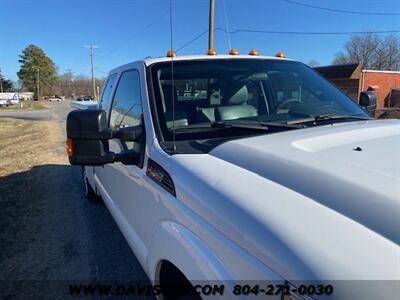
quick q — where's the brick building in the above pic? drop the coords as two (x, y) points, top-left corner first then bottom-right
(314, 64), (400, 109)
(360, 70), (400, 108)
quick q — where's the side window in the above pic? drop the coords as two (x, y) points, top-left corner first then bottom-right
(109, 70), (142, 150)
(99, 73), (117, 112)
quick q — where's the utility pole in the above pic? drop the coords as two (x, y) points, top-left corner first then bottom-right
(0, 68), (3, 93)
(208, 0), (215, 52)
(35, 67), (40, 101)
(84, 45), (98, 100)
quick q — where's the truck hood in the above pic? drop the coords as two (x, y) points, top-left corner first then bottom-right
(171, 119), (400, 281)
(211, 119), (400, 244)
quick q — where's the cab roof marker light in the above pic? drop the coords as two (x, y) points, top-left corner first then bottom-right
(229, 49), (239, 55)
(248, 49), (259, 56)
(275, 51), (286, 58)
(207, 48), (217, 55)
(166, 50), (176, 57)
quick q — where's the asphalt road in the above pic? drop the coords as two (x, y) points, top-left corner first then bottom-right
(0, 101), (74, 121)
(0, 102), (151, 299)
(0, 107), (52, 121)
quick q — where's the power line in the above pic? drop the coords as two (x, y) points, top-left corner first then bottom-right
(282, 0), (400, 16)
(95, 68), (109, 75)
(99, 11), (169, 59)
(217, 28), (400, 35)
(176, 29), (210, 52)
(176, 27), (400, 52)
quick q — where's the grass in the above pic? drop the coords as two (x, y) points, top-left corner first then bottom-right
(0, 118), (70, 277)
(0, 101), (47, 111)
(0, 118), (68, 177)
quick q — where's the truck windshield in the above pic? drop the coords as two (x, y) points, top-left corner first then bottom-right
(150, 59), (368, 142)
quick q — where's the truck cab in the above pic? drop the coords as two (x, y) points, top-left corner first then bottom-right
(66, 53), (399, 300)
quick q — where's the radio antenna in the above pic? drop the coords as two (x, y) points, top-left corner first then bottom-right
(169, 0), (176, 151)
(222, 0), (232, 50)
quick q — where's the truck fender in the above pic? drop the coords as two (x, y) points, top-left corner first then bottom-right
(147, 221), (233, 284)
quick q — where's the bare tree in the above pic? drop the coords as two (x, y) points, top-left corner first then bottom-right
(374, 34), (400, 70)
(331, 52), (348, 65)
(307, 60), (320, 67)
(54, 72), (105, 98)
(332, 33), (400, 70)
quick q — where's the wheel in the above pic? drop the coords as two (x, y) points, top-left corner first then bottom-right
(82, 167), (99, 202)
(158, 261), (202, 300)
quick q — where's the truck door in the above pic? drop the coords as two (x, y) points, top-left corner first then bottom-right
(87, 73), (117, 190)
(95, 69), (152, 258)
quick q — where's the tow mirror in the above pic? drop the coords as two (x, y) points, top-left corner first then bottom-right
(66, 109), (143, 166)
(359, 91), (377, 115)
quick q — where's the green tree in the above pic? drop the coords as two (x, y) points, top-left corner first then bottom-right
(0, 74), (13, 92)
(17, 45), (57, 100)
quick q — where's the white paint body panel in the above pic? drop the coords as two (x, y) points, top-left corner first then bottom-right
(84, 57), (400, 300)
(171, 120), (400, 279)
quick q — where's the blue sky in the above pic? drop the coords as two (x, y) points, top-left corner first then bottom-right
(1, 0), (399, 81)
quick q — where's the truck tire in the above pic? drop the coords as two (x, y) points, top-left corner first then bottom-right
(82, 167), (99, 202)
(158, 261), (202, 300)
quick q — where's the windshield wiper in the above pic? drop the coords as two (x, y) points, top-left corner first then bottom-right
(286, 114), (372, 126)
(212, 121), (302, 130)
(175, 120), (302, 132)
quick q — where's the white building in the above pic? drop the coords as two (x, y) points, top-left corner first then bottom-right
(18, 92), (34, 101)
(0, 92), (34, 103)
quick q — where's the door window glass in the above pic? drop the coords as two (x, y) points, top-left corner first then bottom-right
(110, 70), (142, 150)
(110, 70), (142, 129)
(99, 73), (117, 112)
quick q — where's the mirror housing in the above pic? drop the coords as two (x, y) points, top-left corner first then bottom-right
(359, 91), (377, 115)
(66, 109), (143, 166)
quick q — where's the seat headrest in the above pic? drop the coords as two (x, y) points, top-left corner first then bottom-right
(162, 84), (178, 110)
(225, 84), (249, 105)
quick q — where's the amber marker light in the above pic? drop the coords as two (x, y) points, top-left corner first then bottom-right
(207, 48), (217, 55)
(66, 139), (73, 156)
(229, 49), (239, 55)
(275, 51), (286, 58)
(248, 49), (259, 56)
(166, 50), (176, 57)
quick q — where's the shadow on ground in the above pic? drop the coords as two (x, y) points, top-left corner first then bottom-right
(0, 164), (151, 299)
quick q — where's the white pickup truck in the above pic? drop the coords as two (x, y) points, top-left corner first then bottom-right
(66, 53), (399, 300)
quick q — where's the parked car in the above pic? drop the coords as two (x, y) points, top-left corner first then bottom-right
(66, 53), (399, 300)
(49, 96), (63, 101)
(0, 98), (11, 107)
(75, 96), (93, 102)
(83, 95), (93, 101)
(10, 96), (20, 105)
(0, 93), (19, 105)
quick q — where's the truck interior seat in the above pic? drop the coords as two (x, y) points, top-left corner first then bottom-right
(162, 85), (189, 128)
(195, 82), (222, 123)
(216, 84), (258, 121)
(196, 107), (216, 122)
